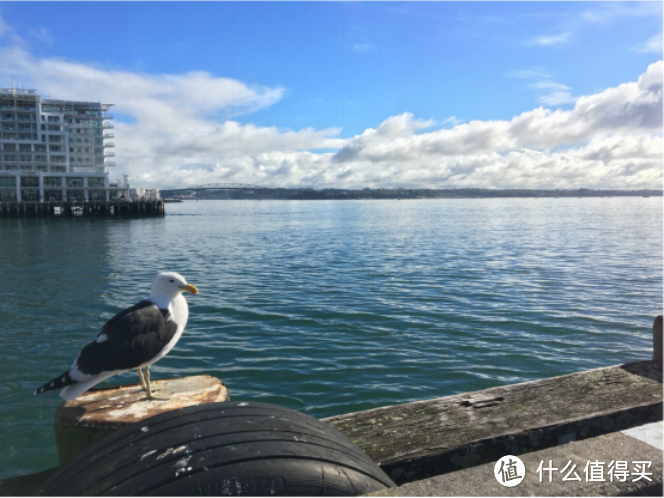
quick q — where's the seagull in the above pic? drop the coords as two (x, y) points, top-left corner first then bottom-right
(35, 272), (199, 401)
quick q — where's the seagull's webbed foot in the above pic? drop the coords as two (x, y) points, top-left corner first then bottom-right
(143, 366), (171, 401)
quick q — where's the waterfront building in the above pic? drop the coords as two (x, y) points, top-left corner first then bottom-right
(0, 87), (130, 202)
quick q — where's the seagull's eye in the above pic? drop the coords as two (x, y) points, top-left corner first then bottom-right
(169, 279), (174, 283)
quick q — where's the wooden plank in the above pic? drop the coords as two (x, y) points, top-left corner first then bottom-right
(324, 361), (662, 485)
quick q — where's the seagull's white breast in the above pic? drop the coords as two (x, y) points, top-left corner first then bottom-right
(142, 293), (189, 367)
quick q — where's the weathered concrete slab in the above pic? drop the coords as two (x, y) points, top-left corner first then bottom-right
(622, 421), (663, 451)
(367, 427), (663, 496)
(325, 361), (662, 485)
(55, 375), (229, 464)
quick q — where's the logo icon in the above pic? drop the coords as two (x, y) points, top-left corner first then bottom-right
(494, 455), (525, 487)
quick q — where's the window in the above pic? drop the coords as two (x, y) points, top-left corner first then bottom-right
(3, 144), (16, 152)
(20, 176), (39, 187)
(88, 177), (105, 187)
(35, 155), (47, 162)
(44, 189), (62, 201)
(19, 144), (31, 152)
(0, 177), (15, 187)
(66, 177), (83, 188)
(50, 155), (66, 162)
(18, 154), (31, 162)
(34, 144), (46, 152)
(4, 154), (16, 161)
(44, 177), (62, 187)
(89, 189), (105, 201)
(47, 116), (60, 123)
(0, 188), (17, 201)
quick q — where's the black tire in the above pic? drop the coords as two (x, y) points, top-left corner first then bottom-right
(38, 401), (396, 496)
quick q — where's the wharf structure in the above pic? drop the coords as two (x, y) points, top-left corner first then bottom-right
(0, 87), (163, 217)
(0, 87), (124, 202)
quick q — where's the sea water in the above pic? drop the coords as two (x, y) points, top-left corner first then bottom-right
(0, 197), (661, 478)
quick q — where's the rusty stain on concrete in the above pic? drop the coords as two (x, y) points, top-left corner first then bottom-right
(55, 375), (230, 430)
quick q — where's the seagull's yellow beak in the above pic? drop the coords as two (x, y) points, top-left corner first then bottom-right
(180, 284), (199, 295)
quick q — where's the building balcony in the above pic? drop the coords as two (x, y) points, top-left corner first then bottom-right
(102, 123), (114, 129)
(103, 142), (115, 147)
(0, 88), (38, 96)
(104, 161), (115, 167)
(104, 152), (115, 158)
(103, 133), (114, 138)
(102, 114), (113, 120)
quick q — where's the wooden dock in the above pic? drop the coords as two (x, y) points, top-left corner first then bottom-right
(0, 199), (165, 218)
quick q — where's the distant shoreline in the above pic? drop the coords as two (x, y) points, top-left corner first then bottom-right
(160, 187), (663, 201)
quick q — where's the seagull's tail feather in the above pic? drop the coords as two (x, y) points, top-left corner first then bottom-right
(59, 371), (119, 401)
(34, 371), (76, 396)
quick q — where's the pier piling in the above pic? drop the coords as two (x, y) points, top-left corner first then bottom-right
(0, 200), (165, 218)
(54, 375), (229, 465)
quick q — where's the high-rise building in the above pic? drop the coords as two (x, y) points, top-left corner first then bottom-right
(0, 87), (130, 202)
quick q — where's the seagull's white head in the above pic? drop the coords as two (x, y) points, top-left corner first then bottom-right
(150, 272), (199, 299)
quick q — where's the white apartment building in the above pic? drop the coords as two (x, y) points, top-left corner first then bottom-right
(0, 87), (130, 202)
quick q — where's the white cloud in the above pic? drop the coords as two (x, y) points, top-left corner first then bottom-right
(0, 14), (660, 191)
(508, 67), (577, 106)
(28, 27), (53, 45)
(639, 33), (664, 52)
(533, 32), (570, 46)
(332, 62), (662, 188)
(352, 42), (377, 53)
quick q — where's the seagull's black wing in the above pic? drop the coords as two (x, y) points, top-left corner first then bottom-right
(75, 300), (178, 376)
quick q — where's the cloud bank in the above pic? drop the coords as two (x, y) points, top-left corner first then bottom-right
(0, 21), (661, 190)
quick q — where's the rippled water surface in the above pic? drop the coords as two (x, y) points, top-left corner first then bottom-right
(0, 197), (661, 478)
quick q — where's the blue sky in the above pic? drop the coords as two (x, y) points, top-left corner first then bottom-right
(0, 1), (661, 189)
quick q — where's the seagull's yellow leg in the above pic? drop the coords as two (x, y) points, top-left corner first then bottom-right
(144, 366), (170, 401)
(137, 368), (147, 390)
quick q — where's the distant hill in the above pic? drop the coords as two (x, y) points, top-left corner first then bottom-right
(160, 187), (663, 201)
